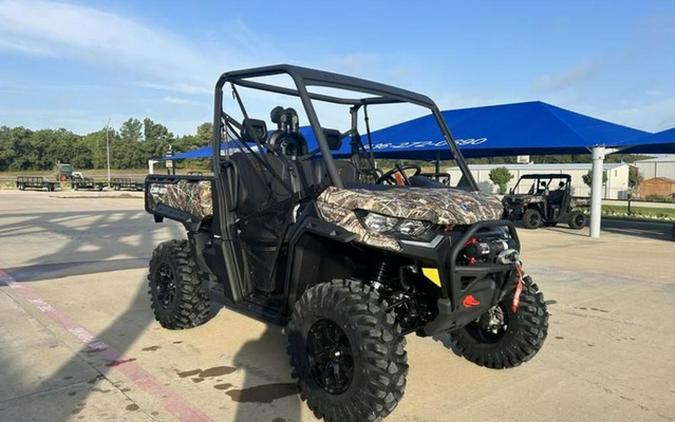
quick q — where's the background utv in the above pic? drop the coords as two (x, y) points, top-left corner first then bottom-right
(502, 174), (586, 230)
(144, 65), (549, 422)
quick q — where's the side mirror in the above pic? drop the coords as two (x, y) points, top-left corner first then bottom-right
(241, 118), (268, 144)
(323, 129), (342, 150)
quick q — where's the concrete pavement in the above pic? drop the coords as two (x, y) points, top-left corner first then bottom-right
(1, 190), (674, 422)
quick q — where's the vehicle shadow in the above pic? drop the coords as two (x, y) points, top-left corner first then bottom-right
(0, 206), (184, 421)
(228, 325), (302, 422)
(600, 219), (673, 241)
(540, 226), (589, 237)
(1, 205), (303, 421)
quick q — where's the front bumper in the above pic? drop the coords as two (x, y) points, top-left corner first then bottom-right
(398, 220), (520, 336)
(502, 201), (526, 220)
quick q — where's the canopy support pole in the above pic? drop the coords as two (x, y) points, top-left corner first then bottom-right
(148, 159), (158, 175)
(435, 151), (440, 173)
(590, 146), (605, 238)
(589, 146), (620, 237)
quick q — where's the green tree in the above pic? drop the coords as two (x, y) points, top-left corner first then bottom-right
(628, 169), (642, 190)
(489, 166), (514, 194)
(196, 122), (212, 143)
(582, 170), (608, 187)
(120, 118), (143, 142)
(143, 118), (173, 142)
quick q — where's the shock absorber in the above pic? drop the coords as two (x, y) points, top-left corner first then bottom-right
(372, 260), (394, 290)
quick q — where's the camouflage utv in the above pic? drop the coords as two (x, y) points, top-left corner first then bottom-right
(145, 65), (548, 422)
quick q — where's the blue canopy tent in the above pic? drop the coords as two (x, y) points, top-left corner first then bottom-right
(363, 101), (649, 159)
(614, 127), (675, 154)
(171, 145), (213, 160)
(169, 128), (351, 160)
(170, 141), (261, 160)
(169, 101), (650, 160)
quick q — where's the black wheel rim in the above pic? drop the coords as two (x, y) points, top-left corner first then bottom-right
(306, 319), (354, 394)
(155, 263), (177, 309)
(465, 303), (510, 344)
(528, 213), (540, 226)
(575, 214), (585, 226)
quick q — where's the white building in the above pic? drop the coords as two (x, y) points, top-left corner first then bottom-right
(446, 162), (631, 199)
(633, 155), (675, 180)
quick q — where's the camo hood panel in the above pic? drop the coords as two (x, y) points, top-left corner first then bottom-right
(148, 180), (213, 220)
(316, 186), (503, 251)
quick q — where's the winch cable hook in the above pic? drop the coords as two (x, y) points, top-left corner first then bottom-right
(511, 262), (524, 313)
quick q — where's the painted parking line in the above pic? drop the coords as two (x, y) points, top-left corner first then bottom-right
(0, 268), (215, 422)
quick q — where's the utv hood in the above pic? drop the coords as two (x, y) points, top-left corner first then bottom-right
(317, 186), (503, 226)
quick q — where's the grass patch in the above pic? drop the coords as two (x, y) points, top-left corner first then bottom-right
(601, 205), (675, 222)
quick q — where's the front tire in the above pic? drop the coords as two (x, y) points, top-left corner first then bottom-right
(568, 212), (586, 230)
(288, 279), (408, 422)
(522, 208), (542, 229)
(148, 240), (211, 329)
(448, 275), (548, 369)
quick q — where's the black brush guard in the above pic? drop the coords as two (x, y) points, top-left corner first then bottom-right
(419, 220), (520, 336)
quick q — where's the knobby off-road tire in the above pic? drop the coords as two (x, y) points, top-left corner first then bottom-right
(568, 212), (586, 230)
(448, 276), (548, 369)
(288, 279), (408, 422)
(148, 240), (211, 329)
(522, 208), (542, 229)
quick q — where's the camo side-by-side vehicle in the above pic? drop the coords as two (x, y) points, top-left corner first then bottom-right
(144, 65), (548, 422)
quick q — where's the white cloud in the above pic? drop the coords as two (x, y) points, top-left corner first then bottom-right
(532, 62), (599, 93)
(135, 81), (211, 95)
(161, 96), (201, 106)
(598, 97), (675, 132)
(0, 0), (245, 93)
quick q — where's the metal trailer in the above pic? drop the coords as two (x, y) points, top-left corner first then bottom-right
(16, 176), (59, 191)
(111, 177), (144, 191)
(71, 177), (105, 191)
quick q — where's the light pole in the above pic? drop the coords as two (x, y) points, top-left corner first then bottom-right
(105, 119), (111, 189)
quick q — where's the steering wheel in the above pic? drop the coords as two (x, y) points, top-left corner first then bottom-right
(376, 164), (422, 185)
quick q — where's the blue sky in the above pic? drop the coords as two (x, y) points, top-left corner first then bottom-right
(1, 0), (674, 136)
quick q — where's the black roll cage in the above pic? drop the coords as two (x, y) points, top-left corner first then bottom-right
(513, 174), (571, 192)
(211, 64), (478, 191)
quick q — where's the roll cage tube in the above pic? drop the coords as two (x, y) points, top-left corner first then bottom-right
(211, 64), (479, 192)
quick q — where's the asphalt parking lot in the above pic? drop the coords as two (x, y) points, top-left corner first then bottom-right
(1, 191), (674, 422)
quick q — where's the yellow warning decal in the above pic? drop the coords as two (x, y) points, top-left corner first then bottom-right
(422, 267), (441, 287)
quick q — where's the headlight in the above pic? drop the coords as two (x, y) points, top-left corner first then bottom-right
(398, 220), (428, 237)
(358, 211), (434, 240)
(362, 212), (398, 233)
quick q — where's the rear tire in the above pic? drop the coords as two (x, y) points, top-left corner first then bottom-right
(568, 212), (586, 230)
(447, 275), (548, 369)
(288, 279), (408, 422)
(522, 208), (542, 229)
(148, 240), (211, 329)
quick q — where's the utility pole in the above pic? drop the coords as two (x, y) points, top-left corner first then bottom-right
(105, 119), (111, 189)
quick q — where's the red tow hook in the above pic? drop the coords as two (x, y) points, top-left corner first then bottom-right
(511, 263), (524, 313)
